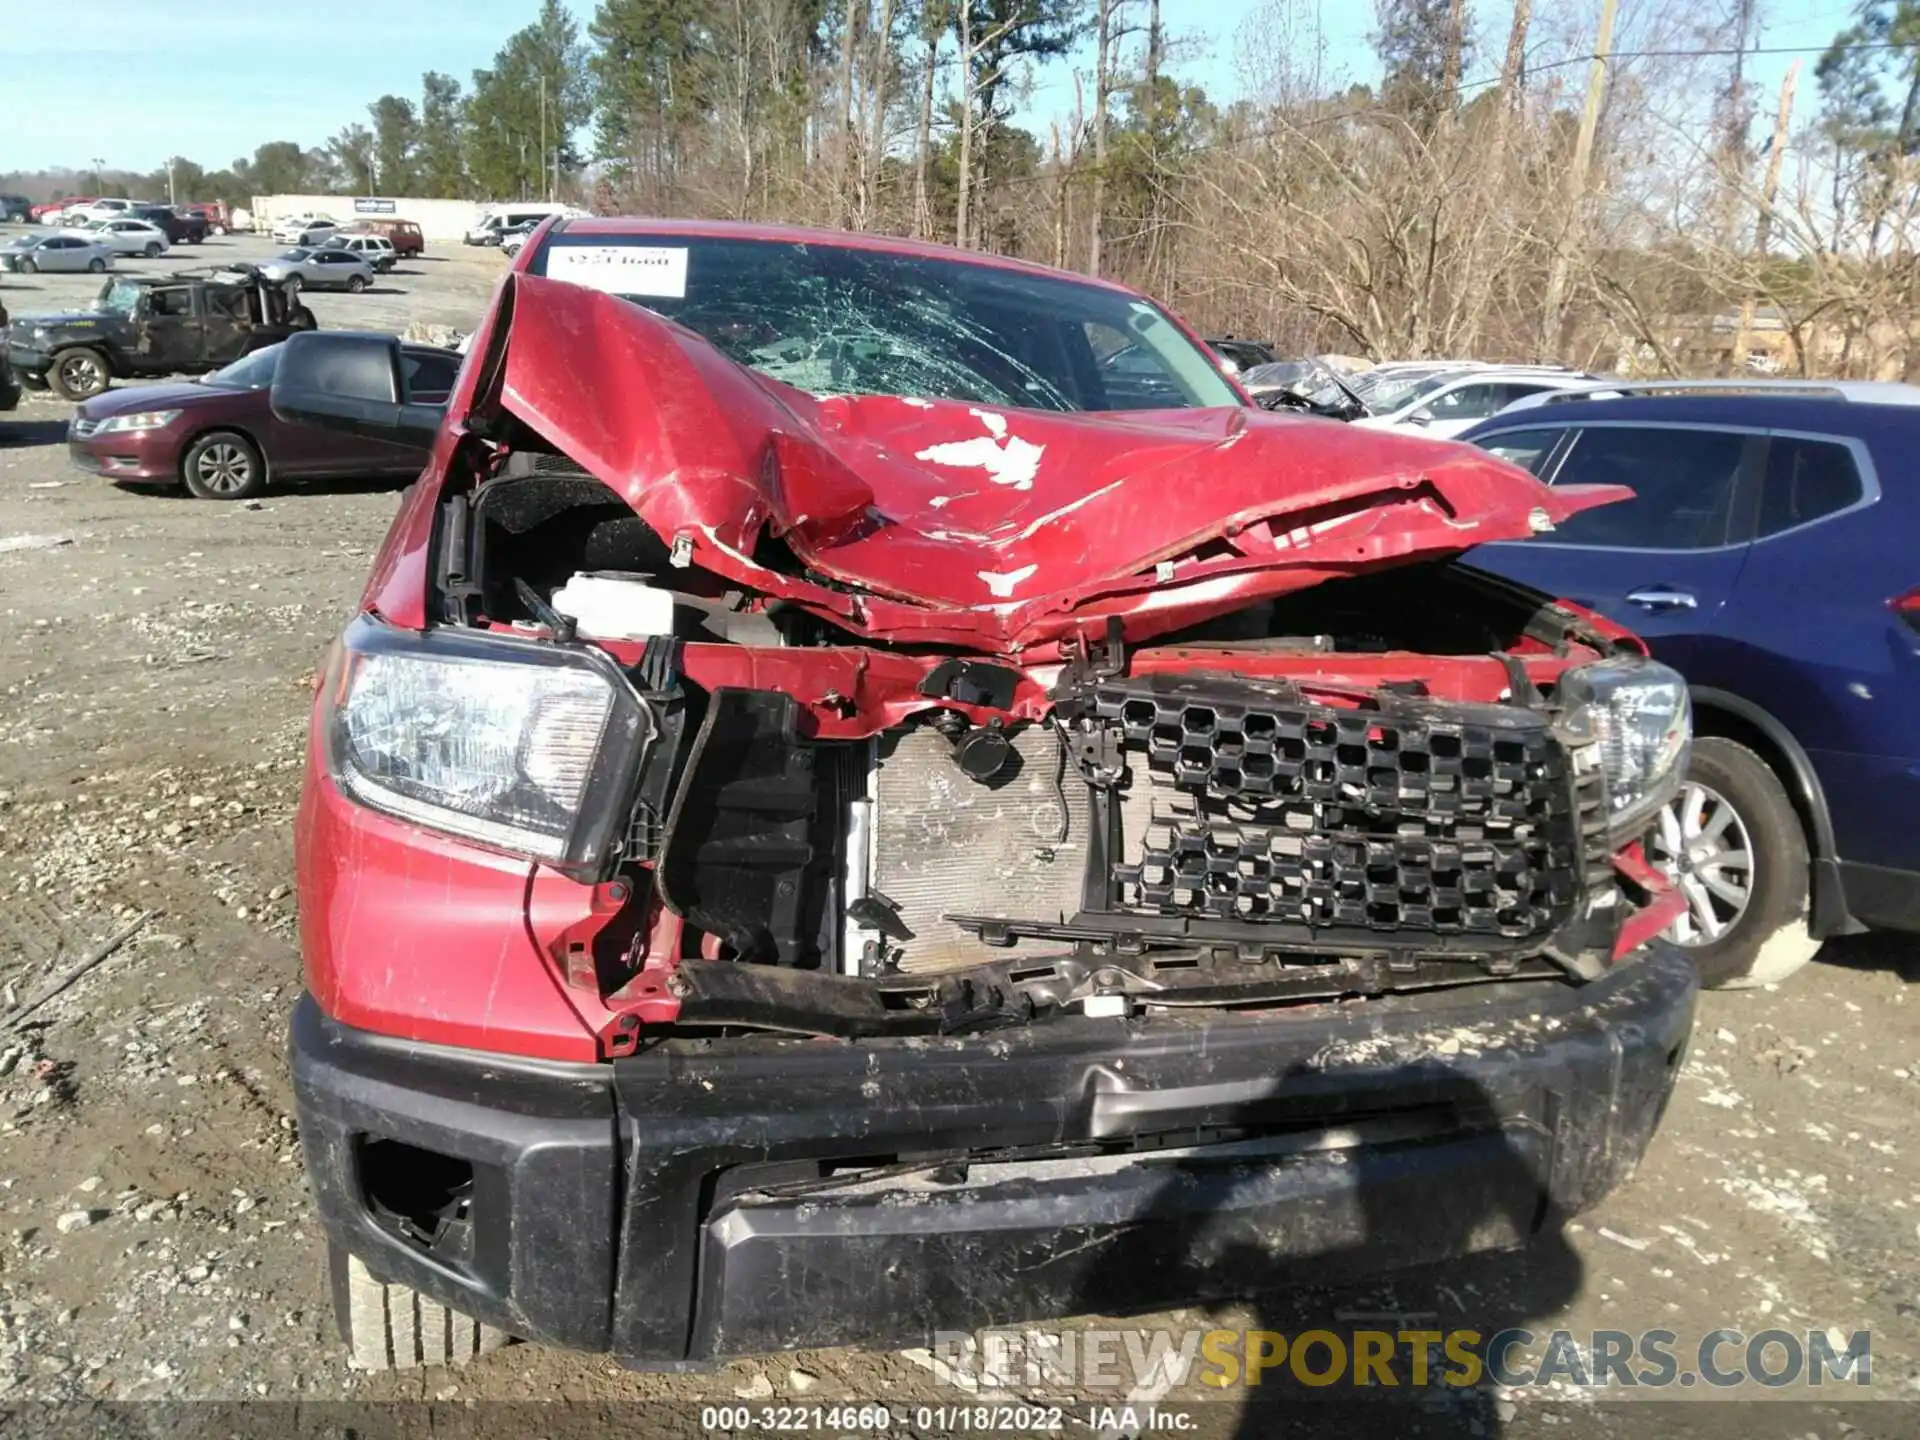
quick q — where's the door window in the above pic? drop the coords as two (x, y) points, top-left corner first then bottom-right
(1756, 436), (1865, 536)
(1547, 427), (1751, 549)
(401, 350), (460, 402)
(1422, 383), (1502, 422)
(1473, 427), (1564, 476)
(205, 288), (250, 321)
(148, 288), (193, 318)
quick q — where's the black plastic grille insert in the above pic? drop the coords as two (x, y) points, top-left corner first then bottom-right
(1097, 679), (1582, 940)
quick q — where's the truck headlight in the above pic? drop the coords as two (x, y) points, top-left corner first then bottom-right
(1558, 656), (1691, 835)
(321, 617), (652, 875)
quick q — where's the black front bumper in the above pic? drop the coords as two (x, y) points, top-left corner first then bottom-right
(5, 343), (48, 384)
(291, 943), (1695, 1364)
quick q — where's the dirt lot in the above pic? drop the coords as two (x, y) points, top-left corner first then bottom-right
(1, 226), (1918, 1436)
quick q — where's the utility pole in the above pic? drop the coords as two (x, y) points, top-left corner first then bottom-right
(1537, 0), (1619, 360)
(540, 73), (550, 201)
(1733, 61), (1800, 372)
(1090, 0), (1112, 276)
(166, 158), (176, 206)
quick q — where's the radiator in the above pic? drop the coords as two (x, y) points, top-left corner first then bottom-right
(867, 724), (1091, 973)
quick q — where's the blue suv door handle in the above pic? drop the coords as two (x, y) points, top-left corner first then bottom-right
(1626, 587), (1698, 611)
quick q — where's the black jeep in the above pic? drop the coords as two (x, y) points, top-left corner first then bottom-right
(0, 300), (18, 413)
(5, 268), (316, 401)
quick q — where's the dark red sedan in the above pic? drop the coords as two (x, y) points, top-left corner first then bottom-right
(66, 341), (461, 499)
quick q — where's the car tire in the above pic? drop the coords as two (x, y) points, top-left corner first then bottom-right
(181, 430), (267, 501)
(17, 258), (35, 274)
(347, 274), (368, 293)
(143, 243), (162, 258)
(1647, 737), (1820, 990)
(48, 348), (110, 401)
(87, 257), (105, 273)
(329, 1244), (509, 1371)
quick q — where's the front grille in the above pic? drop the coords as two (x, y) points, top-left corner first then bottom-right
(1095, 678), (1581, 942)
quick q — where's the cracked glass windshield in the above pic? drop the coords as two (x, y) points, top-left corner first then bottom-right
(532, 233), (1240, 413)
(99, 279), (144, 315)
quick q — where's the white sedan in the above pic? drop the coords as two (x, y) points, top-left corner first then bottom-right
(271, 215), (338, 246)
(0, 233), (114, 274)
(86, 219), (171, 258)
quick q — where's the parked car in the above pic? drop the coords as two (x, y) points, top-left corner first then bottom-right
(497, 220), (539, 258)
(31, 198), (88, 224)
(1239, 356), (1370, 419)
(85, 219), (172, 258)
(181, 201), (233, 235)
(1462, 380), (1920, 989)
(0, 195), (30, 223)
(463, 201), (579, 245)
(130, 204), (208, 245)
(1351, 366), (1601, 440)
(1346, 361), (1499, 412)
(1207, 336), (1277, 371)
(0, 233), (114, 275)
(272, 218), (1695, 1375)
(272, 214), (339, 246)
(6, 270), (315, 400)
(318, 233), (397, 272)
(64, 198), (137, 225)
(256, 248), (375, 292)
(341, 218), (424, 257)
(67, 337), (456, 500)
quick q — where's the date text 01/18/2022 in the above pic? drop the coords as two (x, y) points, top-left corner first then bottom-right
(699, 1404), (1148, 1432)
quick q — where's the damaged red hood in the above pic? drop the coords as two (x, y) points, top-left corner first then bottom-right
(490, 275), (1626, 655)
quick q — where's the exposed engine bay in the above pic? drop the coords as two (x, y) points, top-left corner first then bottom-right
(393, 437), (1663, 1051)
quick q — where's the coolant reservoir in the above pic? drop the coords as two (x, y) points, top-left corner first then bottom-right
(549, 572), (676, 641)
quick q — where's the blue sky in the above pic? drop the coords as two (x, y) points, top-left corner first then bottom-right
(0, 0), (1870, 177)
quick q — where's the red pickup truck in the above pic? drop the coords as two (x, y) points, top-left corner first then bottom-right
(181, 202), (234, 235)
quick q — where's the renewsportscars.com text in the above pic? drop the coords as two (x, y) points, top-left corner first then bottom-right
(928, 1327), (1872, 1392)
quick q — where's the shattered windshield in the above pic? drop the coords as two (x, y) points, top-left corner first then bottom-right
(531, 233), (1240, 413)
(98, 280), (143, 316)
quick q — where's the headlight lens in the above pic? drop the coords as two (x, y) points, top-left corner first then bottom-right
(1558, 656), (1691, 834)
(323, 618), (653, 874)
(92, 409), (182, 433)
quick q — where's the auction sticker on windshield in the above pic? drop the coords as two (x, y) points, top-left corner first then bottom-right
(546, 244), (688, 298)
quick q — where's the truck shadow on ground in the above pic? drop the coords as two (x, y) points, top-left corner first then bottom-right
(0, 420), (69, 447)
(1061, 1066), (1582, 1439)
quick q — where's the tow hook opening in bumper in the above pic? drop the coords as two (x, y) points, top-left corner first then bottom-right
(356, 1135), (479, 1266)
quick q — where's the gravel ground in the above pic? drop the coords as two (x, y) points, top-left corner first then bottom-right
(1, 227), (1917, 1437)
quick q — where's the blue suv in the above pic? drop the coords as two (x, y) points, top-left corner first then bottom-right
(1461, 383), (1920, 988)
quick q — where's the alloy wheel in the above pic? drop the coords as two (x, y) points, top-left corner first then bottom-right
(1646, 781), (1754, 946)
(56, 353), (105, 396)
(194, 443), (254, 495)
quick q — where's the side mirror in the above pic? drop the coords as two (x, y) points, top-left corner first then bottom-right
(1406, 409), (1432, 427)
(270, 331), (443, 448)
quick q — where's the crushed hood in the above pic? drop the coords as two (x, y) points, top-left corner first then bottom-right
(488, 274), (1627, 655)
